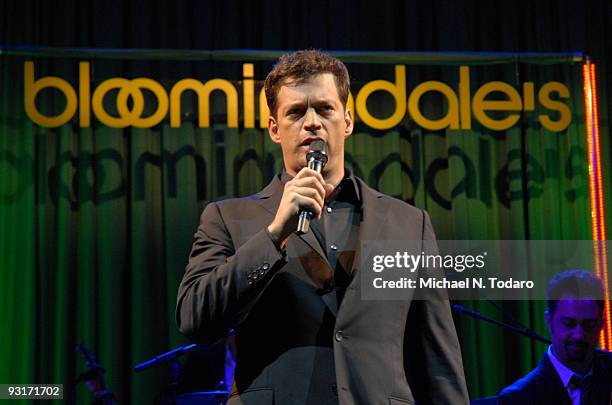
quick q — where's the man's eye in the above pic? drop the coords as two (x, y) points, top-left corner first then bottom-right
(562, 320), (576, 328)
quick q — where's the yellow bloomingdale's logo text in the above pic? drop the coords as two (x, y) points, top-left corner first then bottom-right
(24, 61), (571, 132)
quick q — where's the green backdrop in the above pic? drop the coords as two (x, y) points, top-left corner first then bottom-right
(0, 51), (607, 403)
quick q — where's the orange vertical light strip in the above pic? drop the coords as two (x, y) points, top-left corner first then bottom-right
(590, 64), (612, 349)
(583, 61), (611, 350)
(591, 64), (606, 241)
(583, 64), (596, 236)
(582, 64), (601, 348)
(583, 63), (602, 348)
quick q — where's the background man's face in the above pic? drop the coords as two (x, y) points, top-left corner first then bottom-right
(546, 295), (603, 371)
(268, 73), (353, 179)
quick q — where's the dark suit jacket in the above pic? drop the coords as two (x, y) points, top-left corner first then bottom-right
(498, 350), (612, 405)
(176, 175), (469, 405)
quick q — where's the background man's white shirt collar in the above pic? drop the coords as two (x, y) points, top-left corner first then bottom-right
(547, 345), (592, 405)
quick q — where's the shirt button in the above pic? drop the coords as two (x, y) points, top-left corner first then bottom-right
(335, 330), (344, 342)
(330, 244), (338, 251)
(326, 206), (332, 213)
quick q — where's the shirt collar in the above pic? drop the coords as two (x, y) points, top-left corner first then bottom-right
(547, 345), (592, 388)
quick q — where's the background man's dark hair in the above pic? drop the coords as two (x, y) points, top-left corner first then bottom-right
(264, 49), (350, 117)
(547, 269), (605, 315)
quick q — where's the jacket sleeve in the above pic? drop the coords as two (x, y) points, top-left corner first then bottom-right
(176, 201), (286, 343)
(403, 210), (470, 404)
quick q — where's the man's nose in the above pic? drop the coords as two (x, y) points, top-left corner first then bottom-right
(571, 324), (586, 339)
(303, 108), (321, 132)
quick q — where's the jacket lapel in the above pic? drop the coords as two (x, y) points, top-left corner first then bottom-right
(536, 354), (573, 405)
(255, 175), (330, 266)
(347, 178), (388, 287)
(253, 175), (283, 217)
(255, 175), (336, 315)
(295, 229), (329, 265)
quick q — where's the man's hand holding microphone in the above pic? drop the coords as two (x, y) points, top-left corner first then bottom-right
(267, 141), (333, 249)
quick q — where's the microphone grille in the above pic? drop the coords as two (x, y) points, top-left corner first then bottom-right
(309, 140), (328, 155)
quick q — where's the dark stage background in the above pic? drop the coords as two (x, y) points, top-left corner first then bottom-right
(1, 0), (611, 403)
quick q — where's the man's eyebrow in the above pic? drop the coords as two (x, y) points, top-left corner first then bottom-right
(283, 101), (306, 110)
(560, 316), (598, 322)
(281, 98), (339, 113)
(311, 98), (337, 105)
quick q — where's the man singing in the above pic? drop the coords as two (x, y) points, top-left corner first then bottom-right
(177, 50), (469, 404)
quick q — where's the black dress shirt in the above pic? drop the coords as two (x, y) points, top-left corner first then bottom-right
(280, 170), (362, 306)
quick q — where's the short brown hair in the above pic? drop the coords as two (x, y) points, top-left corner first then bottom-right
(264, 49), (350, 117)
(547, 269), (605, 316)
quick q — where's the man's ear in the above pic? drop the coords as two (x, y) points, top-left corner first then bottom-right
(344, 108), (354, 139)
(545, 309), (553, 334)
(268, 115), (281, 144)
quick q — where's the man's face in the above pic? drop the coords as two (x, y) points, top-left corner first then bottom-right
(268, 73), (353, 179)
(546, 294), (603, 371)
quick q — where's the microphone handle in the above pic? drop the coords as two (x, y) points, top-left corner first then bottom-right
(296, 158), (324, 234)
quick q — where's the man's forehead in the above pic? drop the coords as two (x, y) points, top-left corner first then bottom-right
(276, 74), (341, 108)
(554, 297), (601, 318)
(281, 72), (335, 87)
(279, 73), (338, 96)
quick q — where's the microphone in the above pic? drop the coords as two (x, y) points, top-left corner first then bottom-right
(296, 140), (328, 234)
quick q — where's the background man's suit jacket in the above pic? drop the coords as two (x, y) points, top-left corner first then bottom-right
(498, 351), (612, 405)
(177, 175), (469, 404)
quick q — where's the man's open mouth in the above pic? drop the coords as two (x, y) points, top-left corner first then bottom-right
(300, 137), (323, 146)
